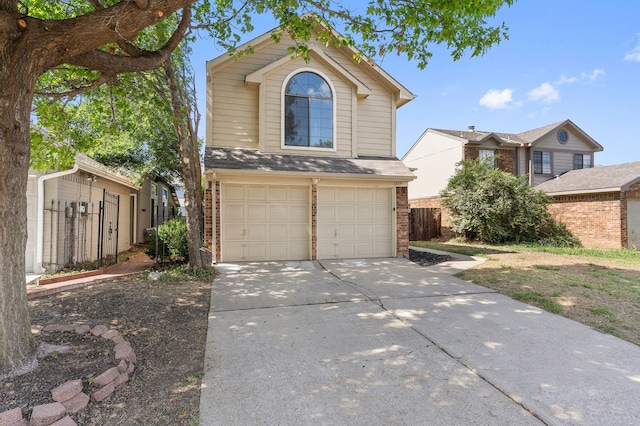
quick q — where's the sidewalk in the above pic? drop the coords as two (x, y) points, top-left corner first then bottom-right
(26, 252), (154, 300)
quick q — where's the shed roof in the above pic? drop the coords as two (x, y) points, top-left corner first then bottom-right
(535, 161), (640, 195)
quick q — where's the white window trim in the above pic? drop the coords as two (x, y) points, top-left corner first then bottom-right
(281, 68), (337, 153)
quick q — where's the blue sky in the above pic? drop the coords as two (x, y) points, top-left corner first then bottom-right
(192, 0), (640, 166)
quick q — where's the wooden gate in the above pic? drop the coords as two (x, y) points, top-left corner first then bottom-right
(409, 208), (441, 241)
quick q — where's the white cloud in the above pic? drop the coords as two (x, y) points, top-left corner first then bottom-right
(626, 48), (640, 62)
(582, 69), (605, 82)
(528, 82), (560, 103)
(479, 89), (514, 109)
(441, 84), (457, 97)
(625, 36), (640, 62)
(555, 74), (578, 85)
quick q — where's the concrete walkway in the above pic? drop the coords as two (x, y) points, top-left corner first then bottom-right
(200, 250), (640, 425)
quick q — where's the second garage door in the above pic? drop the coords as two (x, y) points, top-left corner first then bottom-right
(221, 184), (309, 261)
(317, 187), (393, 259)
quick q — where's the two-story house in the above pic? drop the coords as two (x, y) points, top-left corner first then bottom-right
(203, 25), (416, 263)
(402, 120), (603, 216)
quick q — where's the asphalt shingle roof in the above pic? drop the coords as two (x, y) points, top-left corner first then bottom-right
(535, 161), (640, 194)
(429, 120), (603, 151)
(431, 129), (525, 146)
(204, 147), (415, 179)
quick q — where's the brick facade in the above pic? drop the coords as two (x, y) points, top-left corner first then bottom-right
(496, 149), (516, 174)
(547, 192), (624, 249)
(463, 146), (516, 174)
(396, 187), (409, 257)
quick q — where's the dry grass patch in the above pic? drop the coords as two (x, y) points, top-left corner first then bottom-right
(413, 241), (640, 346)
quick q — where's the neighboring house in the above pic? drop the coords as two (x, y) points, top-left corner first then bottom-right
(26, 155), (179, 273)
(135, 178), (180, 243)
(536, 162), (640, 249)
(402, 120), (603, 223)
(203, 24), (416, 262)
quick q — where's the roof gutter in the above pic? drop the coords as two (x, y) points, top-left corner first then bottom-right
(542, 187), (621, 197)
(211, 168), (416, 182)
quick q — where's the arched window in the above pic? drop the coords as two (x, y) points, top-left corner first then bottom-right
(284, 72), (333, 148)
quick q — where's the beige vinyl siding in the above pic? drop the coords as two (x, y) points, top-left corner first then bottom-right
(208, 39), (298, 150)
(262, 57), (353, 157)
(403, 131), (463, 199)
(319, 47), (396, 157)
(354, 86), (393, 157)
(209, 69), (259, 149)
(41, 175), (134, 270)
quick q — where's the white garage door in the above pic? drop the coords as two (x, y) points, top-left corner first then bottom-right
(221, 184), (309, 261)
(317, 187), (393, 259)
(628, 199), (640, 249)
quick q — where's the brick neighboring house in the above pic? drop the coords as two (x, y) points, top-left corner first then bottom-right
(536, 162), (640, 249)
(402, 120), (603, 226)
(203, 23), (415, 262)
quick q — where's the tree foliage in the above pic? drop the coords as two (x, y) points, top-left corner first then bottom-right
(440, 158), (579, 246)
(152, 217), (189, 260)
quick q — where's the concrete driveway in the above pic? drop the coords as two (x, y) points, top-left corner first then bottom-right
(200, 252), (640, 425)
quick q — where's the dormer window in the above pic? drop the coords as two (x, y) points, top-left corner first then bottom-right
(283, 71), (334, 149)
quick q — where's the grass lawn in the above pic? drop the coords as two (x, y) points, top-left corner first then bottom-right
(412, 240), (640, 346)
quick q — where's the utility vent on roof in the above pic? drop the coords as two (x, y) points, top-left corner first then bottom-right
(468, 126), (475, 132)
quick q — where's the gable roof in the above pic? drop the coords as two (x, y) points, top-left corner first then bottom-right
(516, 119), (603, 150)
(535, 161), (640, 195)
(405, 120), (603, 157)
(245, 46), (372, 99)
(206, 22), (415, 108)
(205, 147), (415, 180)
(430, 129), (525, 146)
(75, 154), (140, 190)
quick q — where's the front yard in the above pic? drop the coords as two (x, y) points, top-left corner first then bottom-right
(412, 241), (640, 346)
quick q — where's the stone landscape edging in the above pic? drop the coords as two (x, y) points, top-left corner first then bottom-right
(0, 323), (137, 426)
(37, 270), (105, 286)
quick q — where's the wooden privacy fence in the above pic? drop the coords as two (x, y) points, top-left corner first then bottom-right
(409, 208), (441, 241)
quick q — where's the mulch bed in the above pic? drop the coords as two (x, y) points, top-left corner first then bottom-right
(408, 248), (453, 267)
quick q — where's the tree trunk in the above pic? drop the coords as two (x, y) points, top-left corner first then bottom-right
(181, 148), (204, 267)
(0, 44), (38, 379)
(164, 61), (205, 267)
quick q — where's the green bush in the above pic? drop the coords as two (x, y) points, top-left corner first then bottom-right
(149, 217), (189, 261)
(440, 157), (579, 246)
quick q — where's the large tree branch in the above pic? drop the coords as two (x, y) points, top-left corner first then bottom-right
(65, 6), (190, 75)
(18, 0), (196, 71)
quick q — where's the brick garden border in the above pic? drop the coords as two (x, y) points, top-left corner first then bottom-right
(0, 324), (136, 426)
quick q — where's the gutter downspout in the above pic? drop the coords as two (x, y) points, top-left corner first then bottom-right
(36, 165), (79, 273)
